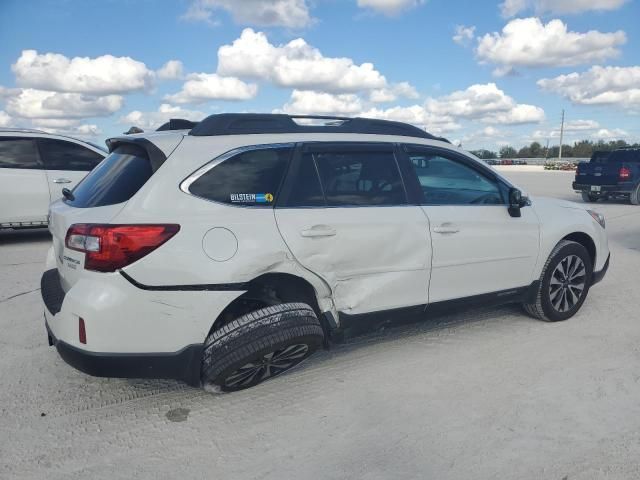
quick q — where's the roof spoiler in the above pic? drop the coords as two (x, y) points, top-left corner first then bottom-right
(156, 119), (199, 131)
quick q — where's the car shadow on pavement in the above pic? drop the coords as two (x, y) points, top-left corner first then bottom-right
(0, 228), (51, 245)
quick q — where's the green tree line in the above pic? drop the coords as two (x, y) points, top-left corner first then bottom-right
(470, 139), (639, 160)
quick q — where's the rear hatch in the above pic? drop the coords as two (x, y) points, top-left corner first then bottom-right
(575, 151), (619, 185)
(49, 143), (157, 291)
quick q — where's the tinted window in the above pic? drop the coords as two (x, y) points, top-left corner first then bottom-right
(406, 148), (503, 205)
(284, 154), (325, 207)
(66, 145), (153, 208)
(313, 149), (406, 206)
(189, 147), (292, 207)
(608, 150), (640, 163)
(0, 137), (40, 169)
(39, 139), (104, 171)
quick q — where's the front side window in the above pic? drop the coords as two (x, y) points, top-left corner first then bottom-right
(38, 139), (104, 171)
(0, 137), (40, 169)
(311, 148), (406, 206)
(406, 147), (504, 205)
(188, 147), (292, 207)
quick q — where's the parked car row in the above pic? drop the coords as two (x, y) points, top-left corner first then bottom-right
(545, 160), (579, 171)
(483, 159), (528, 166)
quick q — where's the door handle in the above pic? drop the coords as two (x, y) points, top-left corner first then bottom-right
(300, 226), (336, 238)
(52, 178), (72, 184)
(433, 224), (459, 234)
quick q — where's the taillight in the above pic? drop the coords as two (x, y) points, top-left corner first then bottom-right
(65, 224), (180, 272)
(619, 166), (631, 180)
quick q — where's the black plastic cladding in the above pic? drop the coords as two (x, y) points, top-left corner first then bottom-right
(189, 113), (450, 142)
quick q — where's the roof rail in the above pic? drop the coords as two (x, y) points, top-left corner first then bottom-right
(189, 113), (449, 142)
(156, 118), (199, 131)
(0, 127), (47, 134)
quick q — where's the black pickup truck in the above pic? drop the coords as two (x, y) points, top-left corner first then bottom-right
(573, 148), (640, 204)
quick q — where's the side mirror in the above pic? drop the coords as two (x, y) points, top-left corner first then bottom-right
(508, 187), (527, 217)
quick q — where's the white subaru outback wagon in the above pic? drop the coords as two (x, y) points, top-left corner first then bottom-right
(41, 114), (610, 392)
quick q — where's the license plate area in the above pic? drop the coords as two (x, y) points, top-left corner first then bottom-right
(591, 185), (601, 192)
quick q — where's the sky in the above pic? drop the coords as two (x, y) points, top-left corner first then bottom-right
(0, 0), (639, 151)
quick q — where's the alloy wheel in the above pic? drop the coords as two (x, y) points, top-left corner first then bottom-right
(549, 254), (586, 313)
(223, 343), (310, 389)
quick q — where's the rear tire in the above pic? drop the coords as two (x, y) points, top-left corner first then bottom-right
(523, 240), (593, 322)
(201, 303), (324, 392)
(630, 184), (640, 205)
(581, 191), (598, 203)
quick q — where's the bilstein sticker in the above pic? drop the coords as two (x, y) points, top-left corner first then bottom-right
(230, 193), (274, 203)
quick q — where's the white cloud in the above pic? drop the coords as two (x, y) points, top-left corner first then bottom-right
(181, 0), (312, 28)
(369, 82), (419, 103)
(361, 105), (461, 135)
(357, 0), (425, 15)
(157, 60), (184, 80)
(500, 0), (628, 17)
(5, 89), (123, 119)
(453, 25), (476, 46)
(280, 90), (364, 115)
(476, 18), (626, 70)
(593, 128), (629, 139)
(424, 83), (544, 125)
(531, 120), (601, 140)
(217, 28), (387, 93)
(165, 73), (258, 104)
(12, 50), (153, 95)
(0, 111), (11, 127)
(120, 103), (205, 130)
(537, 66), (640, 107)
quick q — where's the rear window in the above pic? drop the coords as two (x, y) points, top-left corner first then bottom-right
(608, 150), (640, 163)
(65, 145), (153, 208)
(188, 147), (292, 207)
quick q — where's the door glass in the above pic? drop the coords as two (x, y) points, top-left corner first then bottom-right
(406, 149), (504, 205)
(0, 138), (40, 169)
(313, 149), (406, 206)
(38, 139), (104, 171)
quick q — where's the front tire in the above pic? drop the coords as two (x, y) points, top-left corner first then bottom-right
(523, 240), (593, 322)
(201, 303), (324, 392)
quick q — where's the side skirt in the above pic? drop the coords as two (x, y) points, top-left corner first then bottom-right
(332, 284), (535, 341)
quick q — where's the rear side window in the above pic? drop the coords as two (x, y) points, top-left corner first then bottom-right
(0, 137), (40, 169)
(65, 145), (153, 208)
(188, 147), (292, 207)
(312, 148), (406, 206)
(38, 139), (104, 171)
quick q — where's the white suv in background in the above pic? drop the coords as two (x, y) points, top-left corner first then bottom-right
(41, 114), (610, 392)
(0, 128), (106, 229)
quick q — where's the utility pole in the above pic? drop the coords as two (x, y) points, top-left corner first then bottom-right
(558, 109), (565, 160)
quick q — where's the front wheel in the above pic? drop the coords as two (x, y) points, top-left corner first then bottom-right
(581, 191), (598, 203)
(201, 303), (324, 392)
(523, 240), (593, 322)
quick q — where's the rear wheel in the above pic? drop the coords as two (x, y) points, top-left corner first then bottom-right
(201, 303), (324, 392)
(630, 184), (640, 205)
(523, 240), (593, 322)
(581, 191), (598, 203)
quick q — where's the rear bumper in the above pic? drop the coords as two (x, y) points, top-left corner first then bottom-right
(572, 182), (633, 193)
(45, 321), (203, 386)
(592, 253), (610, 286)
